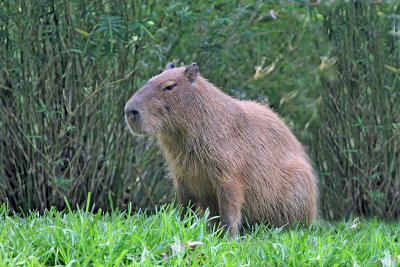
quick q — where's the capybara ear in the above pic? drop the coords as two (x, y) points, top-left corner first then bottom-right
(165, 62), (175, 70)
(185, 62), (199, 83)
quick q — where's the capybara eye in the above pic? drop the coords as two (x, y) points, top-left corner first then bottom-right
(162, 84), (177, 92)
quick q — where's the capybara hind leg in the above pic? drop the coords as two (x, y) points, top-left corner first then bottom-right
(285, 161), (317, 225)
(217, 180), (244, 239)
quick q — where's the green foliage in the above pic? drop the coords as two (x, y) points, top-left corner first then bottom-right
(0, 0), (169, 212)
(0, 0), (398, 220)
(311, 1), (400, 219)
(0, 202), (399, 266)
(0, 0), (326, 213)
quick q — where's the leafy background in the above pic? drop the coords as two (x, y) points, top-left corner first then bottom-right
(0, 0), (399, 219)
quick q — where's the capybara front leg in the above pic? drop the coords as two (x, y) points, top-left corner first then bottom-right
(176, 179), (196, 220)
(217, 181), (244, 239)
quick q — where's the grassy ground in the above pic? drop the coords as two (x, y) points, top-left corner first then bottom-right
(0, 200), (399, 267)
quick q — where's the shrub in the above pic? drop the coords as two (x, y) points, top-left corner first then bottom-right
(312, 1), (400, 219)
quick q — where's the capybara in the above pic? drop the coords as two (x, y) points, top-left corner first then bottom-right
(124, 62), (317, 238)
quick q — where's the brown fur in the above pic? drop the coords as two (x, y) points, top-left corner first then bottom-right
(124, 62), (318, 238)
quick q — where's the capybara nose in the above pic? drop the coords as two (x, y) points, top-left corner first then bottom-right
(124, 104), (139, 120)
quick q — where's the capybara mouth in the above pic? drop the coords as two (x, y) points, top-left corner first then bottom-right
(125, 114), (146, 135)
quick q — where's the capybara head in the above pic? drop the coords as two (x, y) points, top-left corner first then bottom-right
(124, 62), (199, 135)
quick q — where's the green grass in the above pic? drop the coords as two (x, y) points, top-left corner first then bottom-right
(0, 200), (399, 267)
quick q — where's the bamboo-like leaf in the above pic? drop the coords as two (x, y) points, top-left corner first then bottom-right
(75, 28), (91, 37)
(384, 64), (399, 73)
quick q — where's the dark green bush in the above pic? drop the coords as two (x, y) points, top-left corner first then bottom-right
(311, 1), (400, 219)
(0, 0), (325, 213)
(1, 0), (398, 219)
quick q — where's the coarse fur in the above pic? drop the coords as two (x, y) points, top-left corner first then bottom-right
(124, 62), (318, 238)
